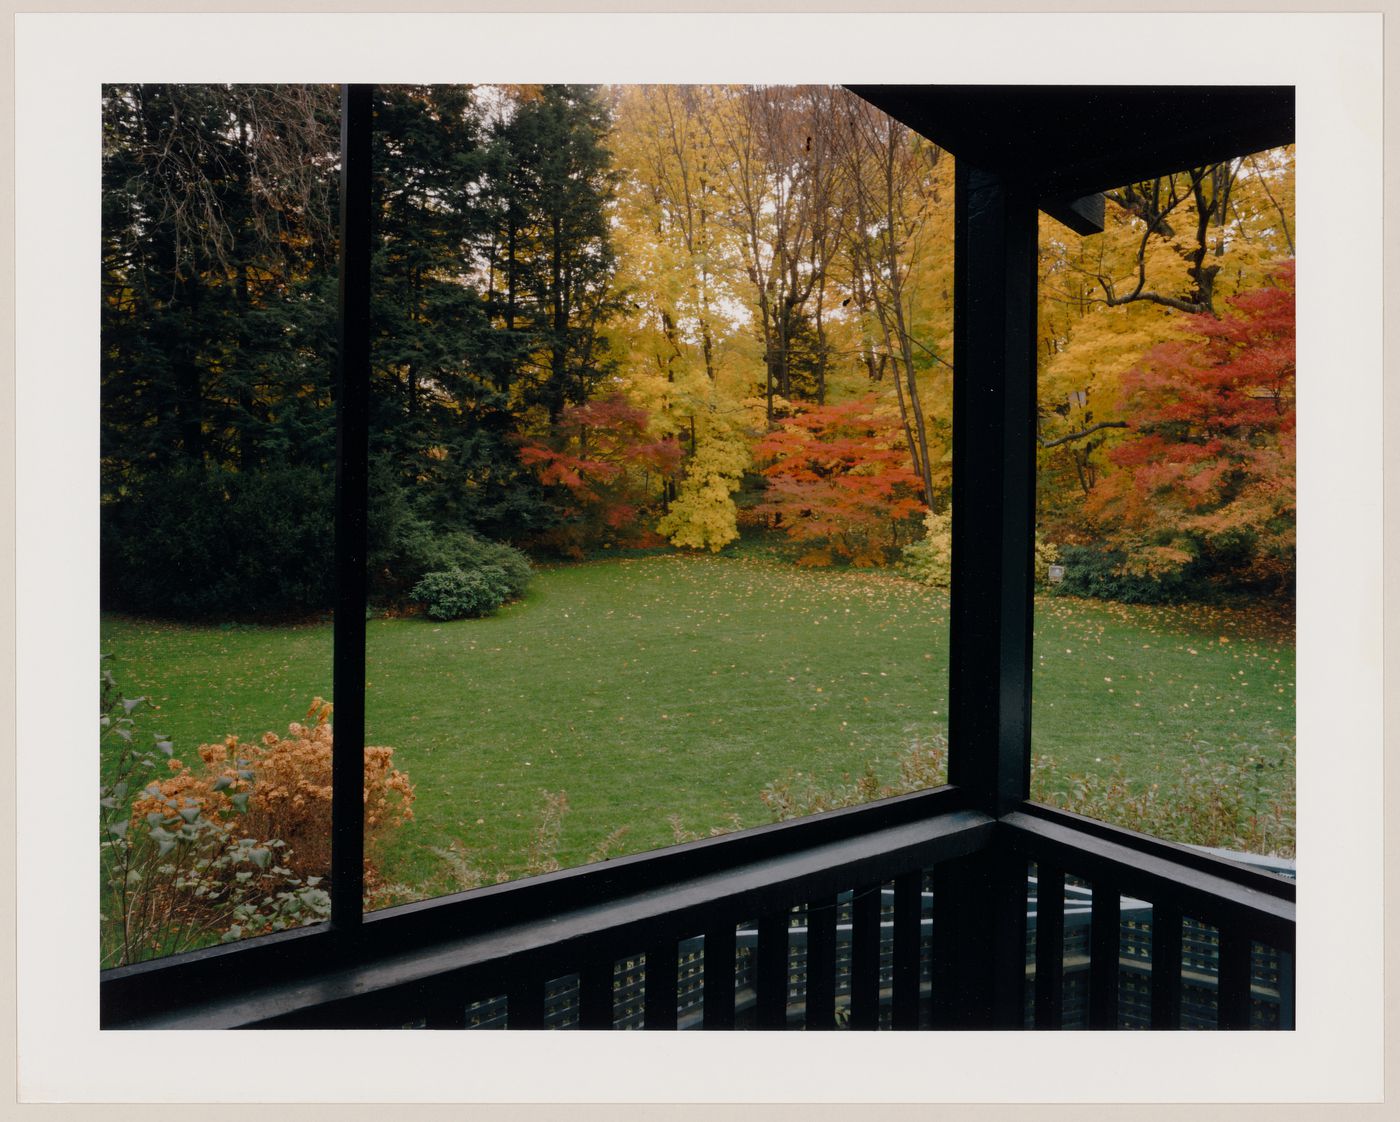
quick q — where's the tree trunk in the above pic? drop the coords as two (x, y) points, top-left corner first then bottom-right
(550, 214), (568, 423)
(174, 274), (205, 466)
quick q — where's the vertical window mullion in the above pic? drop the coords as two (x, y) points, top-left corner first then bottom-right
(331, 83), (373, 933)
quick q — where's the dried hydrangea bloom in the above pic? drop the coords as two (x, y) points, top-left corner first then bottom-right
(134, 698), (414, 882)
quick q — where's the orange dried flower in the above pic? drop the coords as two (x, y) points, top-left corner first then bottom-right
(156, 698), (417, 880)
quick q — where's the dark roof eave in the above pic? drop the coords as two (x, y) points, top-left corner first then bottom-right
(847, 84), (1295, 199)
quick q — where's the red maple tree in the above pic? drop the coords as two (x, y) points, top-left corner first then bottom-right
(1087, 260), (1296, 587)
(753, 395), (928, 566)
(519, 393), (682, 553)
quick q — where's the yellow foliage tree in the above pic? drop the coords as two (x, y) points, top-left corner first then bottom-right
(609, 85), (763, 549)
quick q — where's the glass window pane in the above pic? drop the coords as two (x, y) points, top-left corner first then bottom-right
(357, 84), (953, 912)
(100, 83), (339, 966)
(1032, 148), (1296, 863)
(101, 83), (957, 950)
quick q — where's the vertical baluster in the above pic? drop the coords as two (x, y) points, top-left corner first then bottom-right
(421, 983), (465, 1029)
(755, 913), (788, 1028)
(1150, 904), (1184, 1029)
(849, 883), (881, 1029)
(1217, 927), (1252, 1029)
(577, 958), (615, 1029)
(644, 939), (679, 1030)
(507, 975), (545, 1030)
(931, 850), (1025, 1028)
(927, 865), (959, 1028)
(702, 925), (736, 1029)
(1278, 948), (1296, 1031)
(1088, 883), (1120, 1029)
(1034, 864), (1065, 1029)
(805, 894), (837, 1029)
(891, 872), (921, 1029)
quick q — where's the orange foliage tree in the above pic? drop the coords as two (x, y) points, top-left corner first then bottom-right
(753, 395), (927, 565)
(1086, 260), (1295, 588)
(518, 393), (683, 554)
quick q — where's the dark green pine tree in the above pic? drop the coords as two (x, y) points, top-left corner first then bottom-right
(101, 83), (339, 492)
(102, 83), (224, 485)
(484, 85), (623, 430)
(370, 85), (550, 543)
(101, 83), (342, 617)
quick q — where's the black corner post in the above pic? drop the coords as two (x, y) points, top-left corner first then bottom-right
(948, 161), (1038, 818)
(945, 162), (1039, 1028)
(331, 83), (373, 934)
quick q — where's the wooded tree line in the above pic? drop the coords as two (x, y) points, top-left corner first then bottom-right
(101, 83), (1295, 618)
(102, 83), (623, 613)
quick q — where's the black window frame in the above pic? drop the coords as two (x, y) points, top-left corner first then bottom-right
(100, 82), (1296, 1029)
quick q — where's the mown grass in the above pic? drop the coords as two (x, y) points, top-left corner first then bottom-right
(1030, 594), (1294, 776)
(100, 552), (1294, 898)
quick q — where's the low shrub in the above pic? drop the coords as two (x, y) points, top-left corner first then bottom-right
(138, 697), (415, 883)
(760, 734), (949, 820)
(1034, 533), (1061, 590)
(377, 511), (533, 612)
(100, 672), (332, 966)
(1030, 742), (1295, 857)
(411, 566), (511, 621)
(903, 512), (1059, 590)
(759, 733), (1293, 857)
(448, 535), (533, 600)
(1046, 532), (1292, 604)
(365, 790), (630, 909)
(1051, 542), (1200, 604)
(902, 511), (952, 589)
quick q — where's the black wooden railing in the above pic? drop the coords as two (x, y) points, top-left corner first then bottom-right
(1021, 868), (1293, 1031)
(1005, 805), (1295, 1031)
(103, 786), (988, 1028)
(461, 879), (1289, 1031)
(462, 882), (939, 1030)
(101, 789), (1293, 1030)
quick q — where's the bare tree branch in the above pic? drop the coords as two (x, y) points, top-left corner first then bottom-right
(1246, 153), (1295, 256)
(1038, 421), (1129, 449)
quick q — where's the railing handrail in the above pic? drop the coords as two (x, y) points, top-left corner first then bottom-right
(102, 791), (1298, 1029)
(1013, 801), (1296, 901)
(1001, 809), (1295, 949)
(106, 806), (994, 1029)
(102, 783), (966, 1021)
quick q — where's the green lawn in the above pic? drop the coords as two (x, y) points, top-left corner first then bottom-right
(100, 552), (1295, 896)
(1031, 593), (1293, 768)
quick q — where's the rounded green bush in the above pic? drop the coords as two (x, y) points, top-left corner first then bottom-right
(411, 566), (511, 620)
(454, 536), (533, 601)
(373, 512), (533, 604)
(1052, 543), (1195, 604)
